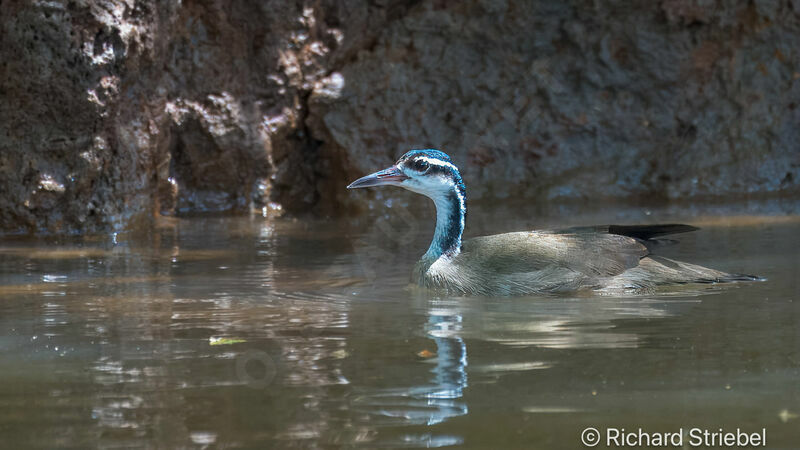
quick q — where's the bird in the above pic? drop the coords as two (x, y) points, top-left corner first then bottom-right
(347, 149), (760, 296)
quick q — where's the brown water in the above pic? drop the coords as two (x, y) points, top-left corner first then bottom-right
(1, 200), (799, 448)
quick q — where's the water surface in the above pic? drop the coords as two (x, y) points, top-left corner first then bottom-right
(0, 200), (798, 448)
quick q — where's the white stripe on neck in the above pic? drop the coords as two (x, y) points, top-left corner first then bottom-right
(426, 184), (465, 260)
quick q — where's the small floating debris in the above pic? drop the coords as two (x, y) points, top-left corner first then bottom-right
(522, 406), (582, 414)
(209, 337), (246, 346)
(42, 274), (68, 283)
(779, 409), (798, 423)
(331, 349), (349, 359)
(189, 431), (217, 445)
(472, 361), (552, 373)
(416, 349), (436, 358)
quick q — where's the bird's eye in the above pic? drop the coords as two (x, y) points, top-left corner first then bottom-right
(413, 159), (429, 173)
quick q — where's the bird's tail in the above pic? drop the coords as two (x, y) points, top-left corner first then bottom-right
(607, 223), (699, 240)
(623, 256), (764, 288)
(695, 272), (766, 284)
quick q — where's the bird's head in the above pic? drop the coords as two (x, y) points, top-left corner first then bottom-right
(347, 149), (466, 202)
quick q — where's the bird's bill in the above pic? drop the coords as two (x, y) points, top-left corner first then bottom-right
(346, 165), (409, 189)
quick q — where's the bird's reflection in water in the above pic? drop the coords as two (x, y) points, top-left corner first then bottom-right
(354, 303), (468, 447)
(416, 307), (468, 424)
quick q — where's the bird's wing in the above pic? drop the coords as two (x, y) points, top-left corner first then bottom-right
(460, 230), (648, 279)
(551, 224), (698, 241)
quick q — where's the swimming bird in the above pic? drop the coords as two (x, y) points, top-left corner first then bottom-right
(347, 149), (759, 296)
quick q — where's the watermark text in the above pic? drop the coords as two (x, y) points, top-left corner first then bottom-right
(581, 427), (766, 447)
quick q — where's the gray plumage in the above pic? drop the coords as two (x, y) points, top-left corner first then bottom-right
(413, 226), (756, 296)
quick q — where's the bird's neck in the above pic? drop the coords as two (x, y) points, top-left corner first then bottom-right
(423, 187), (466, 263)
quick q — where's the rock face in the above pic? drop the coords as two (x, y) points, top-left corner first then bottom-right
(1, 1), (798, 234)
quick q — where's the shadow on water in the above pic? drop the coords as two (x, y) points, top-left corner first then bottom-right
(0, 200), (798, 447)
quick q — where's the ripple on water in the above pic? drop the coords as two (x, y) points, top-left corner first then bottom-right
(0, 213), (797, 447)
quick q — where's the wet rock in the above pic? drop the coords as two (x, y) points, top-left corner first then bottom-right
(309, 1), (800, 209)
(0, 0), (341, 232)
(0, 0), (798, 234)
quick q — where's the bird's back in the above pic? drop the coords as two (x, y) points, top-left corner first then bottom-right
(413, 226), (755, 296)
